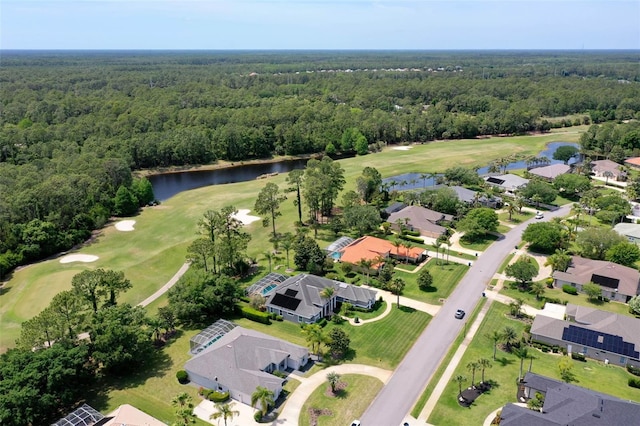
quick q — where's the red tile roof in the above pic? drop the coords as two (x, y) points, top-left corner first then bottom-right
(339, 236), (425, 268)
(625, 157), (640, 166)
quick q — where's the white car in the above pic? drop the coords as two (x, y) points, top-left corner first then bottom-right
(535, 211), (544, 219)
(350, 421), (361, 426)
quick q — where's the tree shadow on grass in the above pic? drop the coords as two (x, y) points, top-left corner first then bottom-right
(495, 356), (515, 367)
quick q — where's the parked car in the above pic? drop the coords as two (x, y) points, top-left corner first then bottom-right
(535, 211), (544, 219)
(351, 421), (361, 426)
(455, 309), (465, 319)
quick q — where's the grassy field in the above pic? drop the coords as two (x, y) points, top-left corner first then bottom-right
(500, 283), (637, 318)
(498, 210), (534, 224)
(298, 374), (384, 426)
(236, 305), (432, 370)
(395, 261), (469, 305)
(0, 132), (579, 352)
(458, 234), (500, 252)
(427, 303), (640, 426)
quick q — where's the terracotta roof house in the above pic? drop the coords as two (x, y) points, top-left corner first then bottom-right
(530, 305), (640, 367)
(336, 235), (427, 269)
(483, 174), (529, 195)
(388, 206), (453, 238)
(528, 163), (571, 181)
(592, 159), (627, 181)
(624, 157), (640, 169)
(500, 372), (640, 425)
(552, 256), (640, 303)
(52, 404), (167, 426)
(184, 326), (309, 406)
(265, 273), (377, 323)
(613, 222), (640, 245)
(449, 185), (502, 208)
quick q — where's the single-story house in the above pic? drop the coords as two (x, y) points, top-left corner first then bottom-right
(52, 404), (167, 426)
(449, 185), (502, 208)
(552, 256), (640, 303)
(483, 174), (529, 195)
(499, 372), (640, 425)
(624, 157), (640, 169)
(265, 273), (377, 324)
(592, 159), (627, 181)
(614, 222), (640, 245)
(336, 235), (427, 269)
(388, 206), (453, 238)
(185, 327), (309, 406)
(530, 304), (640, 368)
(528, 163), (571, 181)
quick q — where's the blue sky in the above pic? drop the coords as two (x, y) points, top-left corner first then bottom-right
(2, 0), (639, 50)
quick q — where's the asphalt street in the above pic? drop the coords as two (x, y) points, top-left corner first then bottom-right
(359, 204), (571, 426)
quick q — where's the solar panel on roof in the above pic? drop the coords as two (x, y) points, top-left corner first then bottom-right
(562, 325), (639, 358)
(590, 274), (619, 289)
(270, 293), (301, 311)
(284, 289), (299, 297)
(487, 177), (505, 185)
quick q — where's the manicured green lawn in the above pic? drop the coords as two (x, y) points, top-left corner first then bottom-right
(496, 253), (515, 274)
(394, 261), (469, 305)
(236, 306), (431, 370)
(298, 374), (383, 426)
(500, 283), (637, 317)
(498, 210), (534, 224)
(427, 303), (640, 426)
(344, 301), (387, 320)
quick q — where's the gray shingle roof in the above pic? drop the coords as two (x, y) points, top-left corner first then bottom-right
(387, 205), (452, 235)
(614, 222), (640, 239)
(265, 274), (376, 319)
(185, 327), (308, 398)
(552, 256), (640, 297)
(528, 164), (571, 179)
(484, 174), (529, 191)
(501, 373), (640, 426)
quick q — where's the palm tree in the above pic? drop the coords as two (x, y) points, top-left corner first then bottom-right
(502, 326), (518, 353)
(388, 277), (406, 308)
(357, 258), (374, 284)
(301, 324), (327, 356)
(171, 393), (195, 426)
(281, 232), (294, 269)
(487, 330), (502, 360)
(320, 286), (335, 316)
(326, 371), (341, 393)
(432, 240), (441, 265)
(453, 375), (467, 397)
(420, 172), (429, 188)
(403, 241), (414, 263)
(443, 237), (451, 264)
(251, 386), (275, 418)
(210, 402), (240, 426)
(531, 281), (546, 300)
(147, 316), (162, 343)
(603, 170), (614, 185)
(509, 298), (524, 318)
(528, 352), (537, 372)
(505, 202), (517, 221)
(171, 392), (192, 410)
(514, 346), (529, 382)
(392, 238), (403, 259)
(467, 361), (480, 388)
(478, 358), (492, 384)
(263, 250), (273, 273)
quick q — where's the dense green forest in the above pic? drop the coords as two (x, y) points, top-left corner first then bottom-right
(1, 50), (639, 276)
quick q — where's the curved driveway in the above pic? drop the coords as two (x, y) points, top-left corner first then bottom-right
(360, 204), (571, 425)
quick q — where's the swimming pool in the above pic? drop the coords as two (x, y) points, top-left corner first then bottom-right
(261, 283), (278, 296)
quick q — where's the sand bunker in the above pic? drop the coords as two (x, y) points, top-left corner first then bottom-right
(232, 209), (261, 225)
(392, 146), (413, 151)
(115, 220), (136, 231)
(60, 254), (99, 264)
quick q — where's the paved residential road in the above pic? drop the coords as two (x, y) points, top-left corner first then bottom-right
(360, 204), (571, 426)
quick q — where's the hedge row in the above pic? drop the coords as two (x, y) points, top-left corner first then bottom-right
(627, 364), (640, 377)
(629, 377), (640, 389)
(571, 352), (587, 362)
(208, 390), (230, 402)
(398, 234), (424, 244)
(562, 285), (578, 295)
(240, 306), (271, 324)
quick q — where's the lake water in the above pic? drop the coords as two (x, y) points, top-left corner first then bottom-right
(149, 158), (308, 201)
(381, 141), (579, 191)
(149, 142), (579, 201)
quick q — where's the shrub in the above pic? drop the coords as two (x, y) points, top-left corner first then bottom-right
(272, 370), (287, 378)
(571, 352), (587, 362)
(317, 318), (328, 327)
(207, 390), (230, 402)
(276, 315), (283, 321)
(545, 277), (555, 288)
(325, 272), (340, 280)
(240, 306), (272, 324)
(254, 411), (263, 422)
(629, 377), (640, 389)
(350, 276), (361, 284)
(332, 314), (345, 324)
(544, 297), (562, 304)
(562, 285), (578, 295)
(176, 370), (189, 384)
(404, 229), (421, 237)
(627, 365), (640, 376)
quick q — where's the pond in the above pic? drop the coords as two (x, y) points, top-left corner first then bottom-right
(382, 141), (579, 191)
(149, 158), (308, 201)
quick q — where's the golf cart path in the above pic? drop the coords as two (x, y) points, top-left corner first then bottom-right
(138, 262), (190, 307)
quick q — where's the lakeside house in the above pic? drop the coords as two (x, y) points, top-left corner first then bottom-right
(528, 163), (571, 181)
(388, 205), (453, 238)
(483, 174), (529, 195)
